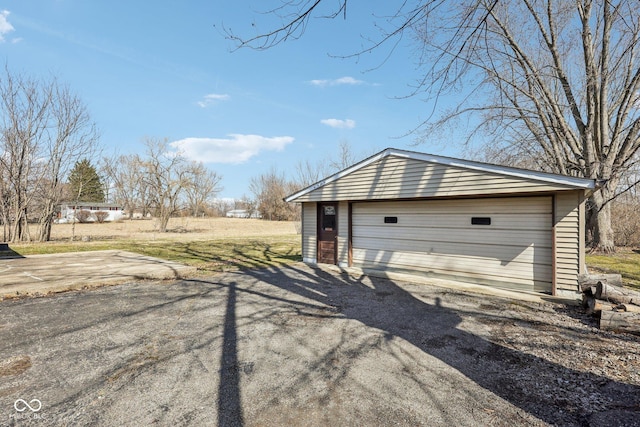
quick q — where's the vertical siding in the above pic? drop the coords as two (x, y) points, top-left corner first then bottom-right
(336, 201), (349, 267)
(302, 202), (317, 263)
(554, 191), (583, 295)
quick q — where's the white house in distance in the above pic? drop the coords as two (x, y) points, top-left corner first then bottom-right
(57, 202), (125, 223)
(226, 209), (261, 219)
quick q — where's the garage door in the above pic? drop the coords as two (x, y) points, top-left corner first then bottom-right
(351, 197), (553, 292)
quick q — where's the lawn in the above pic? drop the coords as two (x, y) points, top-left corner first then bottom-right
(586, 248), (640, 290)
(6, 235), (302, 275)
(2, 218), (302, 275)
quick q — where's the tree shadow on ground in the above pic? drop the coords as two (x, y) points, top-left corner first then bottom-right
(5, 258), (637, 426)
(227, 262), (640, 426)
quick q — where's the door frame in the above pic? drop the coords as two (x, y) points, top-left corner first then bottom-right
(317, 202), (338, 264)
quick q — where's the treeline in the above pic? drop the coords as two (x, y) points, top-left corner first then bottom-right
(0, 64), (368, 241)
(103, 138), (222, 232)
(0, 67), (223, 242)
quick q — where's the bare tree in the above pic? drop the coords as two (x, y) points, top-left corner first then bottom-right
(0, 174), (9, 241)
(227, 0), (640, 252)
(210, 198), (234, 217)
(329, 140), (357, 172)
(294, 140), (367, 190)
(236, 195), (259, 218)
(0, 71), (48, 242)
(36, 83), (99, 242)
(103, 154), (149, 219)
(0, 68), (98, 242)
(184, 162), (223, 217)
(138, 138), (191, 232)
(103, 142), (223, 227)
(249, 167), (299, 221)
(295, 157), (330, 188)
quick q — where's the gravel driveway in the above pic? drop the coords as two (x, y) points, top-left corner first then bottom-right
(1, 263), (638, 426)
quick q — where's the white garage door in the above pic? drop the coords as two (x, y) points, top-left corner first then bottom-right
(351, 197), (553, 292)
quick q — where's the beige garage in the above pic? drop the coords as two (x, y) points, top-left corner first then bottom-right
(285, 148), (596, 297)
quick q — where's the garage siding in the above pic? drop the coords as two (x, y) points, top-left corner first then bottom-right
(351, 197), (553, 292)
(295, 156), (576, 202)
(301, 202), (317, 263)
(554, 191), (583, 294)
(337, 201), (349, 267)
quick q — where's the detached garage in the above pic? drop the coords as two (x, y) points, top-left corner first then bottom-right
(285, 148), (596, 297)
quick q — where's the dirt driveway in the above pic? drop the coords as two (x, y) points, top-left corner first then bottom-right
(1, 263), (638, 426)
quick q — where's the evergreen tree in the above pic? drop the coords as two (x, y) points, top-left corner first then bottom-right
(68, 159), (105, 202)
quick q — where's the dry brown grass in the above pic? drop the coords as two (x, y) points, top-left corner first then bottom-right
(46, 217), (298, 242)
(8, 217), (302, 273)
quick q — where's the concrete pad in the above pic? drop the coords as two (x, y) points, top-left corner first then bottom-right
(0, 250), (196, 298)
(327, 264), (582, 305)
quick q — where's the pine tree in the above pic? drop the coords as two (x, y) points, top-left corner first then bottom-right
(68, 159), (105, 202)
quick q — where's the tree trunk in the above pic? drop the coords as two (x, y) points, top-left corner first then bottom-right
(596, 282), (640, 305)
(37, 199), (57, 242)
(38, 213), (53, 242)
(615, 303), (640, 313)
(582, 295), (604, 315)
(600, 310), (640, 335)
(11, 206), (29, 242)
(38, 220), (50, 242)
(578, 273), (623, 288)
(158, 208), (170, 232)
(587, 190), (615, 253)
(1, 213), (7, 242)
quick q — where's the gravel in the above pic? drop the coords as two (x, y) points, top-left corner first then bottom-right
(0, 263), (638, 426)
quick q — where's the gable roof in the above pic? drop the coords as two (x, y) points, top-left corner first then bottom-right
(285, 148), (596, 202)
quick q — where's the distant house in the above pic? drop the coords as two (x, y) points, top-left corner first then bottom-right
(57, 202), (124, 223)
(226, 209), (261, 219)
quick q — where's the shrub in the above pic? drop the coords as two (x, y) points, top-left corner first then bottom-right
(94, 211), (109, 223)
(76, 210), (93, 223)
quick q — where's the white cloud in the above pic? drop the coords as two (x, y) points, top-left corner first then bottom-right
(0, 10), (15, 42)
(170, 134), (294, 164)
(309, 76), (364, 87)
(321, 118), (356, 129)
(197, 93), (230, 108)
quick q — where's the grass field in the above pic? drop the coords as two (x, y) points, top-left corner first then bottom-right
(586, 249), (640, 289)
(6, 217), (302, 275)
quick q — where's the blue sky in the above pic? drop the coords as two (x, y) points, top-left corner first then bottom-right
(0, 1), (462, 199)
